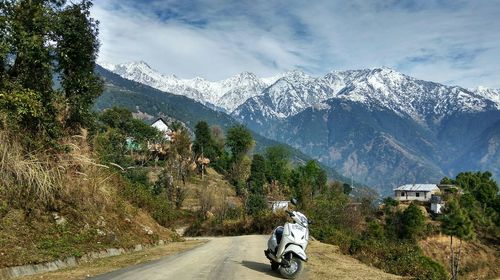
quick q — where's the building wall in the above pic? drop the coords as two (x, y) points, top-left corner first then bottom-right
(394, 190), (435, 201)
(431, 203), (444, 214)
(270, 201), (289, 213)
(151, 121), (172, 140)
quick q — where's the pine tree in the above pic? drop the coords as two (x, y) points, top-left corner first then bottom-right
(400, 202), (425, 240)
(247, 154), (266, 194)
(264, 145), (291, 187)
(441, 199), (474, 280)
(193, 121), (220, 163)
(226, 124), (254, 188)
(226, 124), (254, 161)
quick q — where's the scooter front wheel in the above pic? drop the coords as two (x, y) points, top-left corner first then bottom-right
(278, 255), (303, 279)
(271, 261), (279, 271)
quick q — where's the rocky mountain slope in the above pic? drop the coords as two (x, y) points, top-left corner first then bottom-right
(101, 62), (500, 194)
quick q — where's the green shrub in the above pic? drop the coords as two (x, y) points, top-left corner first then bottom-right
(119, 177), (175, 227)
(349, 239), (447, 280)
(184, 210), (289, 236)
(349, 238), (362, 254)
(245, 193), (267, 216)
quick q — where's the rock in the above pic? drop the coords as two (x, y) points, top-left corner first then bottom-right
(52, 213), (67, 226)
(134, 244), (143, 252)
(96, 229), (106, 236)
(142, 226), (154, 235)
(205, 211), (214, 220)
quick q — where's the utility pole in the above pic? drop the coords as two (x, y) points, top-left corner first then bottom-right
(201, 146), (204, 181)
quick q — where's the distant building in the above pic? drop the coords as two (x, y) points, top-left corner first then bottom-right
(151, 118), (172, 141)
(437, 184), (462, 195)
(430, 195), (445, 214)
(393, 184), (440, 202)
(269, 201), (289, 213)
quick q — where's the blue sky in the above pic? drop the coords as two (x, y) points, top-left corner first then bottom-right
(92, 0), (500, 88)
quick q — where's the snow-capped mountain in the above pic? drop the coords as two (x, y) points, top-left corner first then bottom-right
(474, 86), (500, 109)
(102, 62), (499, 124)
(101, 61), (276, 112)
(234, 67), (497, 125)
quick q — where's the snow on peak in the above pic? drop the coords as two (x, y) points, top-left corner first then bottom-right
(101, 62), (269, 112)
(473, 87), (500, 109)
(100, 61), (499, 121)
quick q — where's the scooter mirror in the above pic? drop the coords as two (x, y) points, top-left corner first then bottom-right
(290, 198), (298, 206)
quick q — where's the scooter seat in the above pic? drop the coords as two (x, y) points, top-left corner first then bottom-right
(275, 226), (284, 245)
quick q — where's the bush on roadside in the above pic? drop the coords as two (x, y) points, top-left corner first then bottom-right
(184, 209), (288, 236)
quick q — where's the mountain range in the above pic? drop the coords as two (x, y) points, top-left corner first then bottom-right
(101, 62), (500, 195)
(100, 61), (282, 112)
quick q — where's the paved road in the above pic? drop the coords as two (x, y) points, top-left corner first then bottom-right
(90, 235), (296, 280)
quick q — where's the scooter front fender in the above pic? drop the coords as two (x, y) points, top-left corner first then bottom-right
(283, 244), (307, 262)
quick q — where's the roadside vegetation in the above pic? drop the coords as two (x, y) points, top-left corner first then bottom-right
(0, 0), (181, 269)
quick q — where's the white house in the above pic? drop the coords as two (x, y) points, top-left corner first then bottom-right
(151, 118), (172, 141)
(393, 184), (440, 202)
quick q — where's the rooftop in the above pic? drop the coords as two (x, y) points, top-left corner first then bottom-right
(394, 184), (439, 192)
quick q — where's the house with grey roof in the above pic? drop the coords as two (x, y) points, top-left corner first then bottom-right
(393, 184), (440, 202)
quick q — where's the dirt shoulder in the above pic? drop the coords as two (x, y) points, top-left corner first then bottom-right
(307, 240), (402, 280)
(18, 239), (207, 280)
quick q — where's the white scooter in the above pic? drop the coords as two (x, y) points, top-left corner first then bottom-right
(264, 199), (310, 279)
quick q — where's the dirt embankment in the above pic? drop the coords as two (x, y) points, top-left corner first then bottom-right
(307, 240), (401, 280)
(0, 131), (179, 269)
(419, 235), (500, 279)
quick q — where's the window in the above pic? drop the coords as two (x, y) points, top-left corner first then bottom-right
(416, 192), (420, 197)
(401, 192), (405, 196)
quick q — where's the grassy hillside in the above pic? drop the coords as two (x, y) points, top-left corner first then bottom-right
(0, 131), (178, 268)
(419, 235), (500, 279)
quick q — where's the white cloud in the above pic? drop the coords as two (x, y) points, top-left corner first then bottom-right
(92, 0), (500, 88)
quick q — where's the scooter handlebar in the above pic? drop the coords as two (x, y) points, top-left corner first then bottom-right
(285, 210), (294, 217)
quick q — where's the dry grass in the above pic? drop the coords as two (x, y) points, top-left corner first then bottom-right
(419, 235), (500, 279)
(0, 130), (115, 210)
(0, 131), (63, 208)
(307, 240), (403, 280)
(183, 168), (242, 214)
